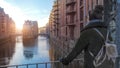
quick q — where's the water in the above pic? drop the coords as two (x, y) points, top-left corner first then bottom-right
(0, 36), (51, 68)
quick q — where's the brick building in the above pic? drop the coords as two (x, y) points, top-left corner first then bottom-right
(0, 7), (15, 43)
(49, 0), (103, 54)
(23, 20), (38, 39)
(0, 7), (6, 39)
(49, 9), (55, 38)
(49, 0), (104, 41)
(48, 0), (116, 67)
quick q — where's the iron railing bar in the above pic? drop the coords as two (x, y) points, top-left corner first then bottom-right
(62, 64), (64, 68)
(0, 64), (32, 67)
(26, 64), (28, 68)
(16, 66), (18, 68)
(0, 58), (89, 68)
(0, 59), (83, 67)
(0, 60), (60, 68)
(45, 63), (47, 68)
(0, 59), (83, 68)
(0, 56), (119, 68)
(36, 64), (38, 68)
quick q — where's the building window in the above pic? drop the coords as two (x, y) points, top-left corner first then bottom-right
(66, 27), (67, 36)
(2, 29), (5, 32)
(70, 15), (74, 23)
(91, 0), (93, 10)
(66, 17), (68, 24)
(80, 23), (83, 30)
(80, 0), (83, 6)
(96, 0), (98, 4)
(1, 24), (4, 29)
(70, 5), (74, 10)
(80, 7), (84, 21)
(87, 0), (89, 10)
(70, 27), (74, 40)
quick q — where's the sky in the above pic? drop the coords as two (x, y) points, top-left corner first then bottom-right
(0, 0), (54, 29)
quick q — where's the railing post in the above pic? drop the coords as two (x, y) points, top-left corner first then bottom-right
(62, 63), (64, 68)
(26, 64), (28, 68)
(16, 66), (18, 68)
(36, 64), (38, 68)
(45, 63), (47, 68)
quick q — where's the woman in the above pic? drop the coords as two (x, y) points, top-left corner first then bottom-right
(60, 5), (114, 68)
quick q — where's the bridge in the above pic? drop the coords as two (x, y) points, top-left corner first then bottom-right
(15, 33), (48, 36)
(0, 59), (83, 68)
(0, 57), (120, 68)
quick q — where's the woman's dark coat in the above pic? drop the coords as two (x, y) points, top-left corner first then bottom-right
(64, 20), (113, 68)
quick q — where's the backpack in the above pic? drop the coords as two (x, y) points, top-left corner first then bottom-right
(89, 28), (118, 68)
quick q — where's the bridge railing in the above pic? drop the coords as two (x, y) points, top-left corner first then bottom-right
(0, 61), (57, 68)
(0, 58), (120, 68)
(0, 59), (83, 68)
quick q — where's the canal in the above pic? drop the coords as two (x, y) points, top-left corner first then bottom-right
(0, 36), (51, 68)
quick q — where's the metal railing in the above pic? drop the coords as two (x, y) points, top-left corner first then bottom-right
(0, 58), (120, 68)
(0, 61), (58, 68)
(0, 59), (83, 68)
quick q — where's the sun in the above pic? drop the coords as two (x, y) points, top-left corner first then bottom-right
(15, 22), (24, 30)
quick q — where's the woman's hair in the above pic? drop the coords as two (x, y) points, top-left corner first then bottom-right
(89, 5), (104, 20)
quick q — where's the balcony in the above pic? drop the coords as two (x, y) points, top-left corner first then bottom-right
(55, 17), (59, 20)
(66, 0), (76, 6)
(54, 17), (59, 21)
(67, 22), (75, 27)
(53, 4), (58, 7)
(54, 8), (59, 12)
(55, 21), (59, 24)
(66, 10), (76, 15)
(54, 20), (59, 24)
(54, 13), (59, 16)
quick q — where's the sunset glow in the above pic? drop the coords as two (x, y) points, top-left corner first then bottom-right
(0, 0), (52, 30)
(16, 23), (24, 30)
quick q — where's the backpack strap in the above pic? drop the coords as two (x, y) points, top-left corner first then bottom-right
(90, 28), (107, 67)
(89, 28), (105, 57)
(93, 28), (110, 43)
(93, 28), (105, 40)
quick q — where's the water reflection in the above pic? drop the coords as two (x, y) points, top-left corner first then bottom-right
(0, 36), (51, 68)
(0, 38), (15, 66)
(23, 38), (38, 60)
